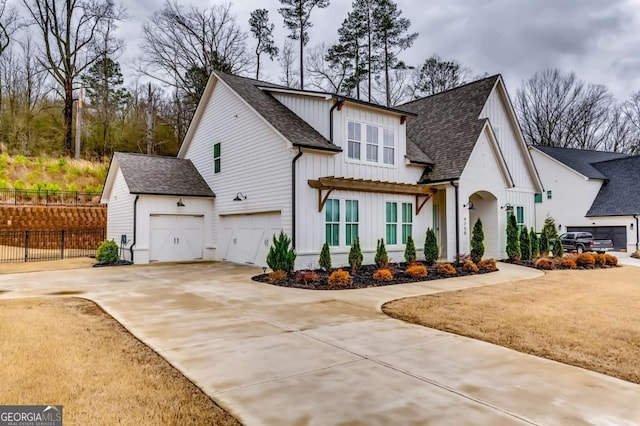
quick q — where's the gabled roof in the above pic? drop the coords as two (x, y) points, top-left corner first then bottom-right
(586, 156), (640, 217)
(533, 146), (629, 180)
(400, 75), (501, 182)
(113, 152), (215, 197)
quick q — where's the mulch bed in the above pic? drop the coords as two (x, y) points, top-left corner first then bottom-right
(252, 262), (497, 290)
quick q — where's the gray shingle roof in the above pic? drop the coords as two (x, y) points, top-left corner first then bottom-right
(115, 152), (215, 197)
(400, 75), (500, 182)
(586, 156), (640, 217)
(215, 72), (341, 152)
(406, 137), (434, 164)
(534, 146), (628, 179)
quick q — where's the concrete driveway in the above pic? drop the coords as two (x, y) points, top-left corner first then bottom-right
(1, 262), (639, 425)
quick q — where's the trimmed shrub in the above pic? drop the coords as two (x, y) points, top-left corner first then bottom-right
(530, 229), (540, 258)
(542, 215), (559, 240)
(535, 258), (555, 270)
(470, 218), (485, 263)
(319, 242), (332, 271)
(506, 214), (521, 260)
(268, 270), (288, 283)
(375, 239), (389, 269)
(424, 228), (439, 266)
(328, 269), (351, 288)
(520, 225), (531, 260)
(295, 270), (319, 284)
(463, 260), (479, 273)
(553, 238), (564, 257)
(437, 263), (457, 276)
(266, 231), (296, 273)
(405, 263), (428, 279)
(559, 257), (577, 269)
(96, 239), (119, 263)
(539, 229), (550, 256)
(604, 254), (618, 266)
(373, 269), (393, 282)
(576, 253), (595, 269)
(478, 258), (498, 272)
(404, 235), (417, 264)
(348, 238), (363, 272)
(594, 253), (606, 267)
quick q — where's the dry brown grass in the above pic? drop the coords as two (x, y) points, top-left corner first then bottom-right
(0, 298), (240, 426)
(383, 267), (640, 384)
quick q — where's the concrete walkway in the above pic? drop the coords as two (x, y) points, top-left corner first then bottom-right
(1, 262), (639, 425)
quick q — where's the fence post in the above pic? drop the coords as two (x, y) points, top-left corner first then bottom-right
(61, 230), (65, 260)
(24, 230), (29, 262)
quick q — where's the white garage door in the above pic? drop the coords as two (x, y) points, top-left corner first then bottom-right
(220, 212), (282, 266)
(149, 215), (204, 262)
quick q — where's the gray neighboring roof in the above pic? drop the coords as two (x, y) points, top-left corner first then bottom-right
(215, 72), (341, 152)
(400, 75), (500, 183)
(534, 146), (629, 180)
(586, 156), (640, 217)
(115, 152), (215, 197)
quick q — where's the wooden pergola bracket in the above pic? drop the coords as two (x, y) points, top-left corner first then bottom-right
(318, 188), (335, 212)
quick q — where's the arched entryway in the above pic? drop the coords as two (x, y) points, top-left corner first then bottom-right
(468, 191), (499, 259)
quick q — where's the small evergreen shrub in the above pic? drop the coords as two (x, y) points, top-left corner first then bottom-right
(530, 229), (540, 258)
(604, 254), (618, 266)
(539, 230), (550, 256)
(319, 242), (332, 271)
(437, 263), (457, 276)
(463, 260), (479, 273)
(96, 239), (119, 263)
(424, 228), (439, 265)
(594, 253), (606, 267)
(268, 270), (288, 283)
(295, 270), (319, 284)
(520, 225), (531, 260)
(328, 269), (351, 288)
(405, 263), (427, 279)
(266, 231), (296, 273)
(470, 219), (485, 263)
(559, 257), (577, 269)
(542, 215), (559, 240)
(373, 269), (393, 282)
(535, 258), (555, 270)
(478, 258), (498, 272)
(506, 214), (521, 260)
(553, 238), (565, 257)
(404, 235), (417, 263)
(348, 238), (363, 272)
(375, 239), (389, 268)
(576, 253), (595, 269)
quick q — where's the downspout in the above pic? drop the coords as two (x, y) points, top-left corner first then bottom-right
(130, 195), (139, 263)
(450, 180), (460, 265)
(635, 215), (639, 252)
(291, 147), (304, 249)
(329, 97), (344, 144)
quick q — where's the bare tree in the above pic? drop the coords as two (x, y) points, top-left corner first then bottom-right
(0, 0), (20, 120)
(278, 39), (298, 88)
(623, 91), (640, 154)
(603, 104), (638, 154)
(305, 43), (350, 94)
(372, 64), (413, 106)
(410, 54), (472, 98)
(22, 0), (121, 155)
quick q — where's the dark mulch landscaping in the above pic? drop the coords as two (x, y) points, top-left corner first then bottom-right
(252, 262), (497, 290)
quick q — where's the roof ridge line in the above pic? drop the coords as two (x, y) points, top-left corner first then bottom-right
(399, 74), (501, 106)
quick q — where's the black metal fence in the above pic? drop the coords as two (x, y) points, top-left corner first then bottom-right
(0, 188), (103, 207)
(0, 228), (105, 263)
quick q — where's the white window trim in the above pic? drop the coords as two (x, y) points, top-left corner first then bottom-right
(346, 120), (396, 167)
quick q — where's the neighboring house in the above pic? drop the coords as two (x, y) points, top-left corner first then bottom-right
(102, 71), (542, 267)
(529, 146), (640, 252)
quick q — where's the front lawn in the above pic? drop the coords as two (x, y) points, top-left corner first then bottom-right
(383, 267), (640, 384)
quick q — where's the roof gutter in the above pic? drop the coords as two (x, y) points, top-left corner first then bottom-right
(130, 195), (139, 263)
(635, 215), (639, 253)
(292, 147), (304, 249)
(329, 97), (345, 144)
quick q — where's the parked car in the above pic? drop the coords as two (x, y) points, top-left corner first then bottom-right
(558, 232), (614, 254)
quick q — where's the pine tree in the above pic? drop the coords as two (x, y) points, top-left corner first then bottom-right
(542, 215), (559, 240)
(348, 237), (363, 272)
(249, 9), (279, 80)
(404, 235), (416, 263)
(506, 214), (521, 260)
(530, 228), (540, 258)
(375, 238), (388, 268)
(319, 242), (332, 270)
(554, 238), (565, 257)
(520, 225), (531, 260)
(540, 229), (550, 256)
(327, 7), (368, 98)
(470, 218), (485, 263)
(266, 231), (297, 273)
(424, 228), (439, 265)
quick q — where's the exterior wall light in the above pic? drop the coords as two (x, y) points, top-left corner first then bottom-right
(463, 201), (476, 210)
(500, 203), (513, 211)
(233, 192), (247, 201)
(177, 199), (185, 207)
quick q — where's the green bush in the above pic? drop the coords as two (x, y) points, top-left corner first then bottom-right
(374, 238), (388, 268)
(530, 228), (540, 258)
(540, 229), (549, 256)
(319, 242), (332, 271)
(96, 239), (119, 263)
(404, 235), (417, 263)
(470, 218), (484, 263)
(542, 215), (558, 240)
(348, 237), (363, 272)
(506, 213), (521, 260)
(424, 228), (439, 265)
(520, 225), (531, 260)
(266, 231), (296, 273)
(553, 238), (564, 257)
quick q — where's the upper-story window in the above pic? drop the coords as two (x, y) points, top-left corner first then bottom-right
(348, 120), (394, 165)
(214, 143), (221, 174)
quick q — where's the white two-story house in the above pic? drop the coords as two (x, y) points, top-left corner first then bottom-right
(101, 71), (543, 268)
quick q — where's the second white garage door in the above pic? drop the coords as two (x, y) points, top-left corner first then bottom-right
(149, 214), (204, 262)
(220, 212), (282, 266)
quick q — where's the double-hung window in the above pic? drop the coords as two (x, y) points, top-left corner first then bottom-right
(348, 122), (362, 160)
(386, 202), (398, 244)
(516, 206), (525, 232)
(546, 190), (553, 200)
(383, 128), (395, 165)
(325, 199), (340, 246)
(401, 203), (413, 243)
(214, 143), (221, 174)
(345, 200), (359, 245)
(366, 125), (379, 162)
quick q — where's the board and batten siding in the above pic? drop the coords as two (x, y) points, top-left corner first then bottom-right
(105, 168), (135, 261)
(271, 93), (331, 140)
(181, 77), (294, 260)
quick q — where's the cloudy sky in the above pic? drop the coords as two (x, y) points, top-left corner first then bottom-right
(12, 0), (640, 101)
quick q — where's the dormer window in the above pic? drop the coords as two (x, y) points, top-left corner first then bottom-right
(347, 120), (395, 165)
(347, 122), (362, 160)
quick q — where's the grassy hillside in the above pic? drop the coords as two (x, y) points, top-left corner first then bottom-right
(0, 154), (108, 193)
